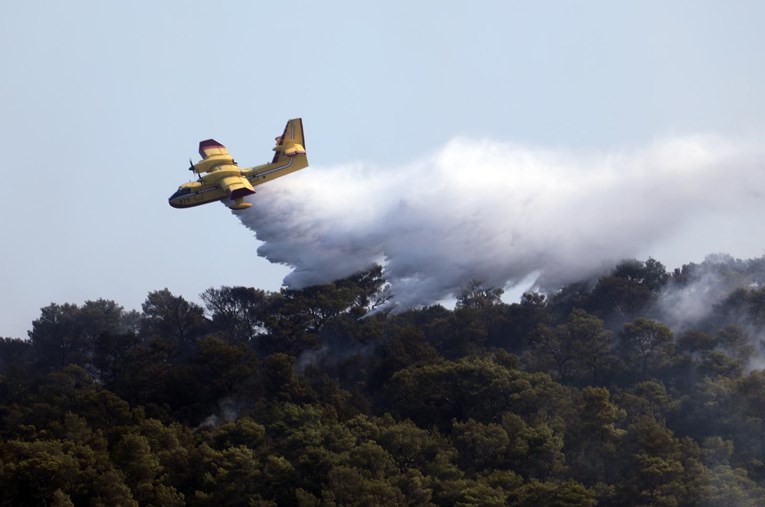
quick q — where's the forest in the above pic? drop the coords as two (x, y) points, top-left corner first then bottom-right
(3, 256), (765, 506)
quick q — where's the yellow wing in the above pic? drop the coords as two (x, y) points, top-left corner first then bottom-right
(195, 139), (255, 206)
(199, 139), (231, 159)
(192, 139), (236, 174)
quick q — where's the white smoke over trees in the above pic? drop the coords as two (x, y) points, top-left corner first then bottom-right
(235, 134), (765, 312)
(655, 254), (765, 331)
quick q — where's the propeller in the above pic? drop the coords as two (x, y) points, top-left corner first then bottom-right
(189, 158), (203, 182)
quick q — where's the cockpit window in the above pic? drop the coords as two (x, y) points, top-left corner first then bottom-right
(171, 188), (192, 199)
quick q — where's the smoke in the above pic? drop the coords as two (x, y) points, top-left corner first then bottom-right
(651, 253), (765, 374)
(196, 396), (241, 429)
(295, 339), (376, 373)
(235, 134), (765, 311)
(655, 254), (761, 332)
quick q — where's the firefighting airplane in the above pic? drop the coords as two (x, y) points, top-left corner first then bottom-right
(168, 118), (308, 210)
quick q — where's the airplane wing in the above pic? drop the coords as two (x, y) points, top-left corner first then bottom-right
(271, 118), (307, 163)
(199, 139), (230, 159)
(192, 139), (235, 174)
(195, 139), (255, 207)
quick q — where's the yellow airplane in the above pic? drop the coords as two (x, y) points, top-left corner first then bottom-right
(169, 118), (308, 210)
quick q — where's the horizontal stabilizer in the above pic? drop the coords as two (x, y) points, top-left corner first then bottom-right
(272, 118), (307, 164)
(285, 143), (306, 157)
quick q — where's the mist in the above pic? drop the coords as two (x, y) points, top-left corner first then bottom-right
(235, 134), (765, 310)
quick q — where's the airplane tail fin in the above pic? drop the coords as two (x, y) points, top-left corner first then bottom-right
(271, 118), (308, 168)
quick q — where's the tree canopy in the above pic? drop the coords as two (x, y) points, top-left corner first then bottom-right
(3, 257), (765, 505)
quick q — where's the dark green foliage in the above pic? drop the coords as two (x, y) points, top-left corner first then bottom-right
(201, 286), (271, 345)
(4, 260), (765, 505)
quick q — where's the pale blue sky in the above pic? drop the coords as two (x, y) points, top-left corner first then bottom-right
(2, 1), (764, 338)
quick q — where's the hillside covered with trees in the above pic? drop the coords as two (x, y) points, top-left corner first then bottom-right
(4, 257), (765, 506)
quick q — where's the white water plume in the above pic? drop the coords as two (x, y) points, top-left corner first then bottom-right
(235, 134), (765, 310)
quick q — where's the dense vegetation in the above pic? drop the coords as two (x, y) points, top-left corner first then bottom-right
(3, 257), (765, 506)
